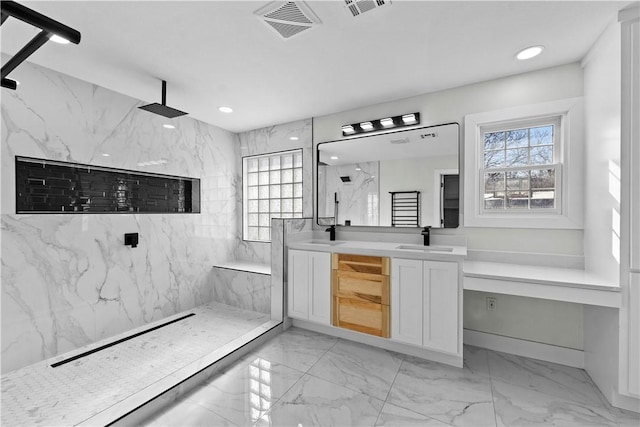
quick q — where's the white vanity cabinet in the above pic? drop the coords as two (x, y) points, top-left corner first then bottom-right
(391, 259), (423, 346)
(391, 258), (460, 354)
(287, 249), (332, 324)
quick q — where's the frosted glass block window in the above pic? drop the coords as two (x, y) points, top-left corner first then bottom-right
(480, 117), (560, 213)
(243, 149), (303, 241)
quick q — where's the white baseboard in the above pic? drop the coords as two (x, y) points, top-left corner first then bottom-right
(464, 329), (585, 368)
(612, 389), (640, 413)
(293, 319), (463, 368)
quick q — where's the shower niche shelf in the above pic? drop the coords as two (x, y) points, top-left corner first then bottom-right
(16, 156), (200, 213)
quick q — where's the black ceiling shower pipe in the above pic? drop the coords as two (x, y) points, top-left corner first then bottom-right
(138, 80), (188, 118)
(1, 1), (81, 90)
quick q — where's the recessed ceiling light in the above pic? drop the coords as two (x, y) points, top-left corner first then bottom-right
(355, 167), (361, 171)
(218, 106), (233, 113)
(516, 45), (544, 60)
(101, 153), (110, 157)
(330, 156), (339, 160)
(49, 34), (70, 44)
(163, 124), (175, 129)
(289, 136), (299, 141)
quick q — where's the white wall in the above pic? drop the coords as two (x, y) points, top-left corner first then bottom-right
(313, 63), (586, 349)
(581, 16), (626, 406)
(314, 62), (585, 255)
(1, 60), (238, 373)
(582, 19), (622, 283)
(464, 291), (584, 349)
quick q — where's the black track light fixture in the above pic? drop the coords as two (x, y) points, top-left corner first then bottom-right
(1, 1), (81, 90)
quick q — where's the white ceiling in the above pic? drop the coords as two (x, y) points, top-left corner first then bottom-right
(0, 1), (630, 133)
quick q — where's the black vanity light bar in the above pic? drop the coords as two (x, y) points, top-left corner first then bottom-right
(341, 112), (421, 137)
(1, 1), (81, 90)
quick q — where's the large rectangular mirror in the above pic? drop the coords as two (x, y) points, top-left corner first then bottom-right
(317, 122), (459, 228)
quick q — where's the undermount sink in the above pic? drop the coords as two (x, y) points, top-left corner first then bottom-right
(306, 240), (344, 246)
(395, 245), (454, 252)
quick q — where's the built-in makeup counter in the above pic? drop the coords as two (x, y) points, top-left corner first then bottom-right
(462, 250), (621, 308)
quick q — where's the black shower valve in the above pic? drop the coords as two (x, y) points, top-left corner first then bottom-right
(124, 233), (139, 248)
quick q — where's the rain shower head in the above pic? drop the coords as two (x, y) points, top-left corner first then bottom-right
(138, 80), (187, 118)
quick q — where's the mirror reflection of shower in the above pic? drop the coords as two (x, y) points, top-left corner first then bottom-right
(317, 123), (459, 228)
(320, 163), (378, 226)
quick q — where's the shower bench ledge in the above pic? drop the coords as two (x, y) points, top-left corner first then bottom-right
(213, 261), (271, 275)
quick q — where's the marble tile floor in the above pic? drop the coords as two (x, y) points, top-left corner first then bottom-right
(141, 327), (640, 427)
(1, 302), (270, 427)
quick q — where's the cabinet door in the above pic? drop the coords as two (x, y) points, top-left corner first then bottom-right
(391, 258), (423, 346)
(308, 251), (331, 324)
(423, 260), (459, 354)
(288, 249), (309, 320)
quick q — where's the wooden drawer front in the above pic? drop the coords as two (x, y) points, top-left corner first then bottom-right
(334, 270), (389, 305)
(333, 253), (390, 275)
(334, 297), (390, 337)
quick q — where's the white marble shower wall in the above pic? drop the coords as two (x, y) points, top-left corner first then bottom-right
(234, 119), (313, 265)
(210, 268), (271, 314)
(0, 60), (238, 373)
(318, 162), (379, 226)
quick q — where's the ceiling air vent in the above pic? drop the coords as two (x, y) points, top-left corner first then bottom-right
(255, 1), (321, 39)
(345, 0), (390, 17)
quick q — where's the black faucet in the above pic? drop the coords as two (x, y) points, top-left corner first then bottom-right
(325, 225), (336, 241)
(421, 226), (431, 246)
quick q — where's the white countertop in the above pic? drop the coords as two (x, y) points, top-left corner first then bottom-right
(287, 239), (467, 261)
(463, 261), (621, 308)
(463, 261), (620, 292)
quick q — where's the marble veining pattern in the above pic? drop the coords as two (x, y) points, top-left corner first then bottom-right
(211, 267), (271, 314)
(387, 348), (496, 426)
(1, 59), (238, 373)
(307, 339), (403, 400)
(0, 302), (269, 427)
(142, 328), (639, 427)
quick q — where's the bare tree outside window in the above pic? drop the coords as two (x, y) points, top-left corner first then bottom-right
(482, 123), (557, 210)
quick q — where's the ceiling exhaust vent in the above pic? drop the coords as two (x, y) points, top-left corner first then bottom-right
(345, 0), (390, 17)
(255, 1), (321, 39)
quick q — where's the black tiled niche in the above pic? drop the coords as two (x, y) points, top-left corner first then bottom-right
(16, 157), (200, 213)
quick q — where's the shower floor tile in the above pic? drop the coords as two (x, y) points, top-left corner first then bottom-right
(1, 302), (270, 427)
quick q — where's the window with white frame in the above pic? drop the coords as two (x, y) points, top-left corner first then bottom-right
(481, 116), (560, 212)
(464, 98), (584, 229)
(243, 150), (303, 241)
